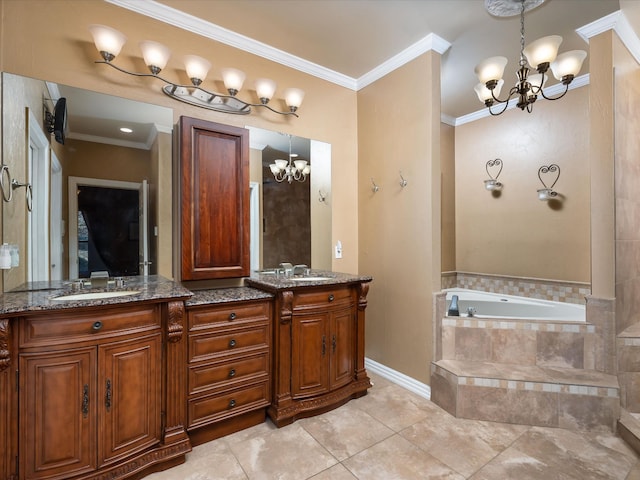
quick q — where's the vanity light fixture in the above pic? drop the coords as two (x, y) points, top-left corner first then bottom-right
(269, 134), (310, 183)
(88, 24), (305, 117)
(474, 0), (586, 115)
(484, 158), (503, 191)
(537, 164), (560, 200)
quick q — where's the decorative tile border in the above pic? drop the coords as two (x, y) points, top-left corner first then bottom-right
(442, 317), (595, 333)
(441, 271), (590, 305)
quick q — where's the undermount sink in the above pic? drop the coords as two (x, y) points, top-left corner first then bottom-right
(289, 277), (333, 282)
(52, 290), (141, 301)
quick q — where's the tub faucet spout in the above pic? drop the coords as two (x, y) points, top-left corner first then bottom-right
(448, 295), (460, 316)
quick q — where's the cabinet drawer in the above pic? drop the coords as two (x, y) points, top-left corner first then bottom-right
(187, 381), (269, 429)
(189, 323), (269, 362)
(293, 287), (353, 310)
(188, 351), (269, 395)
(20, 305), (159, 348)
(188, 302), (269, 330)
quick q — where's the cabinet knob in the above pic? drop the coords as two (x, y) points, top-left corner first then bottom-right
(229, 399), (236, 408)
(92, 321), (103, 331)
(328, 294), (334, 302)
(229, 368), (236, 378)
(229, 339), (237, 348)
(228, 312), (236, 321)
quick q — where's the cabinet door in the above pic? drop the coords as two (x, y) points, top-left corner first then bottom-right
(20, 348), (97, 480)
(291, 313), (330, 399)
(179, 116), (250, 280)
(98, 334), (162, 467)
(330, 307), (355, 390)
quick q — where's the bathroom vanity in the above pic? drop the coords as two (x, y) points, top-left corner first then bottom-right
(0, 272), (371, 480)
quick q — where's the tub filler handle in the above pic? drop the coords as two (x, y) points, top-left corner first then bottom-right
(448, 295), (460, 316)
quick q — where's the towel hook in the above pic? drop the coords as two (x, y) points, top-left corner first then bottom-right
(318, 189), (327, 203)
(371, 177), (380, 193)
(399, 171), (408, 188)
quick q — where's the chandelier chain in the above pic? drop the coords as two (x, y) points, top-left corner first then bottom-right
(519, 0), (526, 67)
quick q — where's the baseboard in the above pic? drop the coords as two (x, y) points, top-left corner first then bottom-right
(364, 357), (431, 400)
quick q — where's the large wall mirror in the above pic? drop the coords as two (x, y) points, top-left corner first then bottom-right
(1, 73), (332, 292)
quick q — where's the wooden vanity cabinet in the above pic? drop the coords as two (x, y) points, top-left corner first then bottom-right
(269, 282), (371, 427)
(178, 116), (250, 281)
(6, 301), (191, 480)
(185, 299), (271, 445)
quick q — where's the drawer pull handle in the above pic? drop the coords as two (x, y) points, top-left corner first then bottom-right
(229, 368), (236, 378)
(332, 334), (337, 353)
(92, 321), (103, 331)
(328, 294), (334, 302)
(322, 335), (326, 356)
(229, 312), (236, 321)
(229, 339), (237, 348)
(229, 399), (236, 408)
(105, 379), (112, 412)
(82, 384), (89, 418)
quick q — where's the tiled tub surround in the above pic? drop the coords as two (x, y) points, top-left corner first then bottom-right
(431, 291), (620, 432)
(442, 271), (590, 305)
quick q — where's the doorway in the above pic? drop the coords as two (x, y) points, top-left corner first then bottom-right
(68, 177), (149, 279)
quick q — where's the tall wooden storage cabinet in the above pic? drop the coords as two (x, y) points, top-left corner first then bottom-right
(178, 117), (250, 281)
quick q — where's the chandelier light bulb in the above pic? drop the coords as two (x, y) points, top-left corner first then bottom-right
(221, 68), (246, 96)
(88, 24), (127, 62)
(184, 55), (212, 86)
(550, 50), (587, 81)
(139, 40), (171, 75)
(284, 88), (305, 112)
(475, 56), (508, 84)
(523, 35), (562, 71)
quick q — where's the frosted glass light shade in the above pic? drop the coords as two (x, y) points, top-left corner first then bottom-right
(139, 40), (171, 73)
(269, 164), (280, 174)
(527, 73), (547, 91)
(89, 25), (127, 60)
(255, 78), (277, 102)
(550, 50), (587, 80)
(474, 79), (504, 103)
(221, 68), (246, 94)
(523, 35), (562, 68)
(475, 56), (508, 84)
(302, 165), (311, 175)
(284, 88), (305, 110)
(293, 160), (307, 171)
(274, 159), (288, 170)
(184, 55), (212, 85)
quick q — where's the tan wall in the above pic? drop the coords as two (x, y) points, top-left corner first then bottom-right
(441, 123), (455, 272)
(454, 88), (591, 283)
(614, 33), (640, 334)
(0, 0), (360, 279)
(358, 52), (441, 384)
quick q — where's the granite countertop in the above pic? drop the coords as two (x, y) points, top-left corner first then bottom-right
(0, 275), (193, 316)
(245, 269), (372, 292)
(185, 287), (274, 307)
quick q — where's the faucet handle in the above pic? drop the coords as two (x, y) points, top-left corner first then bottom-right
(292, 264), (308, 275)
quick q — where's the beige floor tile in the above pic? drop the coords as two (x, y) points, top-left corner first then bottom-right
(309, 463), (358, 479)
(228, 421), (338, 480)
(352, 382), (445, 431)
(300, 401), (394, 461)
(342, 434), (464, 480)
(470, 446), (574, 480)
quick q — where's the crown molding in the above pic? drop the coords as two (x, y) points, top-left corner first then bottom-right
(106, 0), (358, 90)
(357, 33), (451, 90)
(576, 10), (621, 42)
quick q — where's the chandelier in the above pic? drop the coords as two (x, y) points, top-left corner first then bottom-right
(88, 25), (304, 117)
(473, 0), (587, 115)
(269, 134), (310, 184)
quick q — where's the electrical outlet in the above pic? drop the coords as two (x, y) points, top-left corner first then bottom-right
(335, 241), (342, 259)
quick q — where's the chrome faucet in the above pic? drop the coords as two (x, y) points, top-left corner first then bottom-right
(293, 264), (309, 275)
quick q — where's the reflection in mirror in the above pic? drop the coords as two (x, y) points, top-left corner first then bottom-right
(248, 127), (332, 271)
(1, 72), (173, 291)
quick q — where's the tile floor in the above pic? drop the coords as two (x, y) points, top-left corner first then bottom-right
(147, 373), (640, 479)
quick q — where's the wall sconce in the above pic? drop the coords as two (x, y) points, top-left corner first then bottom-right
(88, 24), (305, 117)
(537, 164), (560, 200)
(484, 158), (503, 191)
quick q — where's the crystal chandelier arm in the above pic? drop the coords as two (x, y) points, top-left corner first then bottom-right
(96, 60), (299, 117)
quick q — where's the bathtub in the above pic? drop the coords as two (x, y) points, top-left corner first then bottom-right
(444, 288), (585, 322)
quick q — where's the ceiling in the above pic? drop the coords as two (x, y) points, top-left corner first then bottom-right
(150, 0), (620, 119)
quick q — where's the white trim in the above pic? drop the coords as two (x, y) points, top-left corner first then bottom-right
(576, 10), (621, 43)
(106, 0), (357, 90)
(365, 357), (431, 400)
(65, 132), (152, 151)
(357, 33), (451, 90)
(249, 182), (260, 272)
(577, 10), (640, 65)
